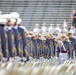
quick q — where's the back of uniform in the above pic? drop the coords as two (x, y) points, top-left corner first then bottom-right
(48, 39), (56, 58)
(18, 26), (26, 57)
(25, 37), (32, 57)
(0, 34), (3, 60)
(43, 39), (50, 58)
(0, 25), (7, 58)
(12, 26), (19, 56)
(31, 38), (37, 58)
(45, 39), (50, 58)
(6, 26), (15, 57)
(36, 39), (43, 58)
(69, 37), (76, 59)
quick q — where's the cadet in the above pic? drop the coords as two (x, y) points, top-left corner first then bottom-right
(56, 34), (62, 57)
(67, 31), (76, 59)
(25, 32), (33, 60)
(31, 33), (37, 58)
(43, 33), (50, 58)
(36, 33), (43, 58)
(6, 19), (16, 60)
(12, 19), (20, 56)
(41, 36), (46, 58)
(57, 34), (68, 64)
(0, 34), (3, 61)
(48, 33), (56, 58)
(0, 19), (7, 60)
(18, 22), (26, 57)
(61, 35), (69, 58)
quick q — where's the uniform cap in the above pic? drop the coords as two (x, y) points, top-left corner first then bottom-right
(17, 18), (22, 24)
(67, 31), (73, 34)
(27, 35), (32, 38)
(61, 34), (68, 39)
(57, 34), (62, 39)
(0, 19), (7, 25)
(35, 24), (39, 27)
(10, 12), (20, 18)
(10, 18), (16, 24)
(40, 36), (46, 40)
(53, 36), (57, 39)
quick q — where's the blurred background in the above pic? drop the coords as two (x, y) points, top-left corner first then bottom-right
(0, 0), (76, 30)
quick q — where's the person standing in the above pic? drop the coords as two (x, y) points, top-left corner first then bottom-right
(54, 24), (61, 36)
(41, 23), (47, 32)
(0, 19), (7, 61)
(6, 19), (16, 60)
(71, 10), (76, 27)
(61, 25), (68, 34)
(18, 23), (26, 57)
(67, 31), (76, 59)
(57, 35), (69, 64)
(48, 24), (54, 34)
(33, 24), (40, 32)
(12, 19), (20, 57)
(63, 19), (68, 27)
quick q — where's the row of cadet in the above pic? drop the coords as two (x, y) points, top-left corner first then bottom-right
(0, 13), (76, 62)
(0, 12), (27, 61)
(33, 23), (76, 36)
(25, 30), (76, 60)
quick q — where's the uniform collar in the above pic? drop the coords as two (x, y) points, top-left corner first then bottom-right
(14, 26), (18, 29)
(8, 26), (12, 30)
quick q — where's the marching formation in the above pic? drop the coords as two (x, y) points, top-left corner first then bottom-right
(0, 12), (76, 64)
(26, 27), (76, 64)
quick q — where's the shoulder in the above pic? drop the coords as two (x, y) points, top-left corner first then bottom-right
(19, 26), (28, 32)
(18, 26), (25, 30)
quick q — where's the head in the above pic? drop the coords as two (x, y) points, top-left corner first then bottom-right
(49, 34), (53, 39)
(71, 26), (74, 30)
(10, 19), (16, 27)
(67, 33), (72, 38)
(31, 34), (36, 39)
(61, 36), (66, 41)
(0, 19), (7, 27)
(64, 19), (67, 22)
(35, 24), (39, 27)
(44, 36), (48, 39)
(37, 34), (41, 39)
(50, 24), (53, 27)
(57, 34), (62, 41)
(43, 23), (46, 27)
(6, 19), (11, 26)
(24, 32), (28, 37)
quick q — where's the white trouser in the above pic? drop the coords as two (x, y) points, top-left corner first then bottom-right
(59, 53), (68, 64)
